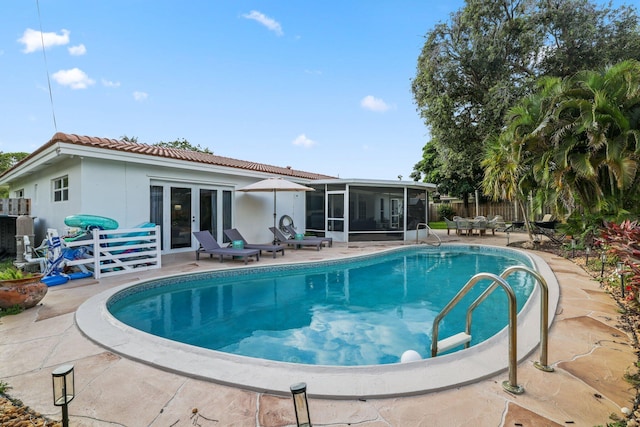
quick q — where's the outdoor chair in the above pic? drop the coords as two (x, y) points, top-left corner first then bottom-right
(223, 228), (285, 258)
(488, 215), (506, 233)
(474, 219), (488, 236)
(193, 230), (260, 264)
(456, 219), (474, 236)
(444, 218), (458, 235)
(283, 224), (332, 247)
(269, 227), (323, 251)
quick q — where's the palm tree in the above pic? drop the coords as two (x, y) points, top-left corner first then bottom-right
(486, 60), (640, 223)
(542, 60), (640, 215)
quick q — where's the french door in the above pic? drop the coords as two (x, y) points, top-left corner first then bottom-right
(150, 183), (233, 252)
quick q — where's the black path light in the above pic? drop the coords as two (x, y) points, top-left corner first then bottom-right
(585, 246), (591, 266)
(52, 364), (75, 427)
(601, 252), (607, 278)
(290, 382), (312, 427)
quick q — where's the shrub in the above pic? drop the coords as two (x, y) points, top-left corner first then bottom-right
(437, 204), (455, 220)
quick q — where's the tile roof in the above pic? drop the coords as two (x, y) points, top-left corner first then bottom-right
(14, 132), (336, 180)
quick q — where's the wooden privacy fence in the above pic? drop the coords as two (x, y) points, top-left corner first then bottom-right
(430, 201), (515, 221)
(429, 201), (552, 222)
(64, 225), (161, 279)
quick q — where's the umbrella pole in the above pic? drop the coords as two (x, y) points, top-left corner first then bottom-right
(273, 190), (277, 244)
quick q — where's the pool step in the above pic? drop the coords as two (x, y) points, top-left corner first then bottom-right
(436, 332), (471, 354)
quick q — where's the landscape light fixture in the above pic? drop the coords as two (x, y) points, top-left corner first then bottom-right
(617, 261), (625, 298)
(585, 246), (591, 265)
(571, 239), (576, 258)
(52, 364), (75, 427)
(290, 382), (312, 427)
(506, 231), (510, 246)
(601, 252), (607, 278)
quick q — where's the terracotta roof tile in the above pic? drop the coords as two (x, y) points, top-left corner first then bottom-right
(11, 132), (335, 180)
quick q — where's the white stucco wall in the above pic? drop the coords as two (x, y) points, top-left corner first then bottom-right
(10, 154), (307, 251)
(235, 190), (307, 244)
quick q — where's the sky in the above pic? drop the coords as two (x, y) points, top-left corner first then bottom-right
(0, 1), (635, 180)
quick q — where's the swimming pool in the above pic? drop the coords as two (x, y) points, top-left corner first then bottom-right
(108, 247), (535, 366)
(76, 244), (559, 398)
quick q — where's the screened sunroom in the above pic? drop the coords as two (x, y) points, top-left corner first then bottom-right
(304, 179), (436, 243)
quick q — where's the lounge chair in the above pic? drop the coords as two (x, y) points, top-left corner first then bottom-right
(283, 224), (332, 247)
(269, 227), (323, 251)
(193, 231), (260, 264)
(223, 228), (285, 258)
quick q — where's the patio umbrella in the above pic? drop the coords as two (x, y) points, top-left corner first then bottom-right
(237, 177), (315, 240)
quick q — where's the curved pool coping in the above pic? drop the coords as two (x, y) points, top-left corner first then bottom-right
(76, 244), (559, 399)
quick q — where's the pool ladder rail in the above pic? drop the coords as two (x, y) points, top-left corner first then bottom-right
(415, 223), (442, 246)
(431, 266), (554, 395)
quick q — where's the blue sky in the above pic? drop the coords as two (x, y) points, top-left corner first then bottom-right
(0, 1), (634, 180)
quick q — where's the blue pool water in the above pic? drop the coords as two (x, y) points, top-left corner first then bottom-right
(108, 246), (535, 366)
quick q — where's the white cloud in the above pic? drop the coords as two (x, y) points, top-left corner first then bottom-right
(360, 95), (391, 112)
(133, 91), (148, 101)
(52, 68), (95, 89)
(242, 10), (283, 36)
(102, 79), (120, 88)
(18, 28), (70, 53)
(68, 44), (86, 56)
(292, 134), (316, 148)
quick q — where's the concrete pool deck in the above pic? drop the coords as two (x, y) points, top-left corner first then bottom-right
(0, 231), (636, 426)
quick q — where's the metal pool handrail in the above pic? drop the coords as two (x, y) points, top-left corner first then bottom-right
(465, 265), (553, 373)
(415, 223), (442, 246)
(431, 272), (523, 394)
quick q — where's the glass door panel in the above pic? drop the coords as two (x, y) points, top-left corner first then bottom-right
(171, 187), (192, 249)
(327, 192), (345, 241)
(199, 189), (217, 240)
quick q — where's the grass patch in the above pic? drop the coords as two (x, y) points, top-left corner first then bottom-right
(428, 222), (446, 230)
(0, 380), (11, 394)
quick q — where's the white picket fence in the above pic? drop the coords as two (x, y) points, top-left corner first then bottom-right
(64, 225), (162, 279)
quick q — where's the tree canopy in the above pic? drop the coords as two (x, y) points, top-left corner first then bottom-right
(412, 0), (640, 213)
(120, 135), (213, 154)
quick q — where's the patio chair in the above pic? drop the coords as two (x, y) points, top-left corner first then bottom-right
(474, 219), (488, 236)
(269, 227), (323, 251)
(193, 231), (260, 264)
(488, 215), (506, 233)
(444, 218), (459, 235)
(283, 224), (332, 247)
(456, 219), (474, 236)
(223, 228), (285, 258)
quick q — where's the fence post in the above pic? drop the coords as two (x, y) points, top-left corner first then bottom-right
(92, 228), (101, 279)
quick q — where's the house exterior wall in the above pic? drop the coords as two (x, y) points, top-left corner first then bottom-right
(10, 155), (307, 252)
(10, 157), (83, 239)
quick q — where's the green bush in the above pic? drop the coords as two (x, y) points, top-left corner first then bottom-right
(437, 204), (455, 220)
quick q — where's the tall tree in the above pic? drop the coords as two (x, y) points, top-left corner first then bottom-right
(0, 152), (29, 173)
(412, 0), (640, 210)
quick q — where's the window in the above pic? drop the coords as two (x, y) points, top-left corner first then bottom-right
(53, 176), (68, 202)
(14, 189), (24, 198)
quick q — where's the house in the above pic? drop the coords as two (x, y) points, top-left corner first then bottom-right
(0, 133), (435, 254)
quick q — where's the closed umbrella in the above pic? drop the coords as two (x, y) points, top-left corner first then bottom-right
(237, 177), (315, 241)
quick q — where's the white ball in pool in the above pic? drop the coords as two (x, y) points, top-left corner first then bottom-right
(401, 350), (422, 363)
